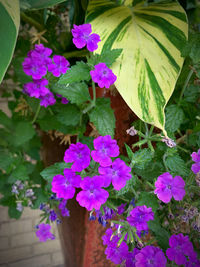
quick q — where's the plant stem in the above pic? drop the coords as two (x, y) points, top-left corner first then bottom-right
(163, 153), (169, 171)
(31, 103), (41, 124)
(92, 80), (96, 106)
(21, 12), (44, 31)
(144, 123), (149, 136)
(178, 69), (193, 105)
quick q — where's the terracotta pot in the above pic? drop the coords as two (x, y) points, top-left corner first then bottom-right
(41, 87), (138, 267)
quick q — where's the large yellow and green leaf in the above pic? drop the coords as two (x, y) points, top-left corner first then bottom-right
(0, 0), (20, 83)
(86, 0), (188, 134)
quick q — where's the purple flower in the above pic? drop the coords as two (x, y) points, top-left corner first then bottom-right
(166, 234), (195, 265)
(52, 168), (81, 200)
(58, 199), (70, 217)
(22, 44), (52, 79)
(90, 63), (117, 89)
(118, 203), (127, 215)
(23, 79), (49, 98)
(99, 158), (131, 190)
(191, 149), (200, 174)
(39, 92), (56, 107)
(49, 210), (57, 221)
(127, 205), (154, 231)
(22, 57), (47, 80)
(91, 135), (119, 167)
(31, 44), (52, 65)
(56, 94), (69, 104)
(185, 252), (200, 267)
(135, 246), (167, 267)
(48, 55), (70, 77)
(35, 223), (55, 242)
(12, 185), (19, 195)
(64, 142), (91, 172)
(102, 228), (129, 264)
(76, 176), (109, 211)
(16, 202), (23, 212)
(125, 248), (140, 267)
(71, 24), (101, 52)
(154, 172), (185, 203)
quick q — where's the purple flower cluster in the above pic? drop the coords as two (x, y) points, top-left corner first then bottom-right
(154, 172), (185, 203)
(71, 24), (101, 52)
(35, 223), (55, 242)
(166, 233), (199, 266)
(58, 199), (70, 217)
(191, 149), (200, 174)
(127, 205), (154, 231)
(52, 135), (131, 212)
(72, 24), (117, 89)
(22, 44), (70, 107)
(135, 246), (167, 267)
(102, 228), (129, 264)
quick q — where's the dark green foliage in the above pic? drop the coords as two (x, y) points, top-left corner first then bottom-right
(52, 82), (91, 105)
(89, 98), (115, 137)
(165, 104), (185, 133)
(58, 62), (91, 84)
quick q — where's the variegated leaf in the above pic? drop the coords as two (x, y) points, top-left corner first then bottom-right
(86, 0), (188, 134)
(0, 0), (20, 83)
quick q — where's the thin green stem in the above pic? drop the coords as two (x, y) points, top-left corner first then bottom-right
(148, 140), (155, 152)
(178, 69), (193, 105)
(144, 123), (149, 136)
(149, 125), (154, 136)
(163, 153), (169, 171)
(177, 145), (190, 154)
(31, 104), (41, 124)
(21, 12), (44, 31)
(92, 80), (96, 106)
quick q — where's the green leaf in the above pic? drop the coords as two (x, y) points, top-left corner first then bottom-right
(134, 161), (165, 182)
(58, 62), (91, 84)
(165, 104), (185, 133)
(40, 161), (69, 189)
(89, 98), (115, 137)
(8, 205), (22, 219)
(136, 192), (159, 212)
(0, 149), (15, 172)
(56, 104), (81, 126)
(181, 33), (200, 64)
(88, 49), (123, 67)
(12, 121), (35, 146)
(20, 0), (66, 10)
(115, 175), (136, 196)
(125, 144), (134, 161)
(0, 110), (12, 129)
(86, 0), (188, 134)
(131, 148), (153, 169)
(184, 85), (200, 103)
(52, 82), (91, 105)
(0, 0), (20, 83)
(165, 153), (190, 177)
(8, 164), (29, 183)
(148, 218), (170, 250)
(38, 115), (64, 131)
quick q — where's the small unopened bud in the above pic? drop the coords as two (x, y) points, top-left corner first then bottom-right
(162, 137), (176, 148)
(126, 126), (138, 136)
